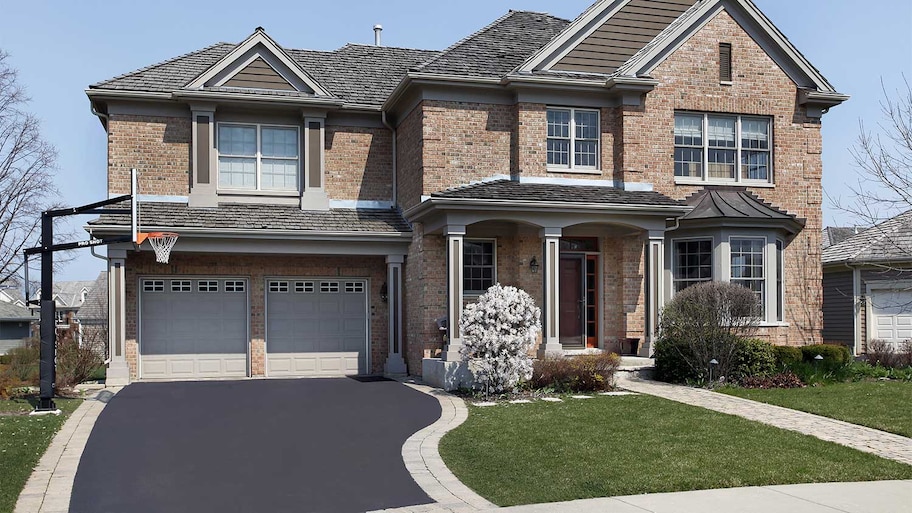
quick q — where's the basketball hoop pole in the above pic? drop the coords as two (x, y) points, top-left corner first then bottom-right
(24, 171), (138, 413)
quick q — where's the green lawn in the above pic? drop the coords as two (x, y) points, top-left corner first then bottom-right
(438, 395), (912, 507)
(719, 381), (912, 437)
(0, 398), (82, 513)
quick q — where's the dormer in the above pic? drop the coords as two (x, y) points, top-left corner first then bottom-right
(183, 28), (341, 210)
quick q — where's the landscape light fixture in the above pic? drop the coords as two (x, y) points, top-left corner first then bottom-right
(709, 358), (718, 382)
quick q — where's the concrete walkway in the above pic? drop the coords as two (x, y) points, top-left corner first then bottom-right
(14, 389), (119, 513)
(616, 374), (912, 465)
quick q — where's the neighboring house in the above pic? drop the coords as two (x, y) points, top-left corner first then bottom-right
(0, 301), (36, 355)
(0, 284), (27, 308)
(85, 0), (846, 386)
(822, 210), (912, 355)
(32, 280), (94, 328)
(78, 272), (109, 355)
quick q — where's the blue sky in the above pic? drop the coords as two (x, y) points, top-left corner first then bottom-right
(2, 0), (911, 281)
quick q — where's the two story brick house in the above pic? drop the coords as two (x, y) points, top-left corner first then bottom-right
(87, 0), (845, 385)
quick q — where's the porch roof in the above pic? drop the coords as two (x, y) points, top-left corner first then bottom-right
(431, 179), (682, 206)
(680, 187), (805, 234)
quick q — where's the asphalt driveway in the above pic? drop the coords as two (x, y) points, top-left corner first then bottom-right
(70, 378), (442, 513)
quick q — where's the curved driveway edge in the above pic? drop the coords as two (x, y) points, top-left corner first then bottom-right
(15, 388), (120, 513)
(381, 380), (495, 513)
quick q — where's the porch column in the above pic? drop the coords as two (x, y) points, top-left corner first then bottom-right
(384, 255), (407, 375)
(442, 225), (466, 362)
(539, 227), (563, 357)
(106, 249), (130, 385)
(643, 232), (665, 357)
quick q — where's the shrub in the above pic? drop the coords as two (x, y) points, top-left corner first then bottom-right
(530, 352), (620, 392)
(739, 372), (805, 389)
(801, 344), (852, 365)
(657, 281), (761, 382)
(654, 337), (700, 383)
(460, 284), (541, 395)
(55, 336), (103, 390)
(0, 354), (11, 365)
(3, 337), (39, 383)
(867, 339), (912, 369)
(773, 346), (803, 367)
(731, 338), (776, 378)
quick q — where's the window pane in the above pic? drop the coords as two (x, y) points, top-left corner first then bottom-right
(674, 147), (703, 177)
(776, 240), (784, 322)
(731, 238), (765, 316)
(261, 159), (298, 190)
(742, 151), (769, 181)
(673, 239), (713, 292)
(464, 240), (495, 292)
(218, 125), (256, 156)
(218, 157), (256, 188)
(547, 109), (570, 138)
(547, 139), (570, 166)
(674, 114), (703, 146)
(574, 110), (599, 140)
(262, 127), (298, 158)
(708, 149), (736, 179)
(708, 117), (736, 148)
(741, 118), (769, 149)
(574, 140), (598, 167)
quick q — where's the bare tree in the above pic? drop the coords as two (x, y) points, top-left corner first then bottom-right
(0, 50), (58, 285)
(837, 78), (912, 224)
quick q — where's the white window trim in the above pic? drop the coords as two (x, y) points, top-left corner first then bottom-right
(671, 236), (714, 292)
(674, 112), (773, 186)
(463, 238), (497, 296)
(725, 235), (789, 325)
(546, 107), (601, 173)
(216, 122), (300, 192)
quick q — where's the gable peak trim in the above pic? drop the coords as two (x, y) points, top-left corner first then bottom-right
(185, 29), (333, 96)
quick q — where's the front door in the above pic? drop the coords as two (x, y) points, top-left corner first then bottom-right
(559, 256), (584, 347)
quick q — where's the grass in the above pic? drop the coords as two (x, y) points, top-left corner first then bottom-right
(0, 398), (82, 513)
(438, 394), (912, 507)
(719, 381), (912, 437)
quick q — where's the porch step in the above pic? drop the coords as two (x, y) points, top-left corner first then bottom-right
(617, 356), (655, 380)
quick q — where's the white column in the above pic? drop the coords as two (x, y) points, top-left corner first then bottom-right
(106, 249), (130, 385)
(442, 225), (465, 362)
(643, 233), (665, 357)
(384, 255), (407, 375)
(539, 227), (563, 357)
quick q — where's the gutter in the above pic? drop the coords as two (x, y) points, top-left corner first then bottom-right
(405, 196), (692, 221)
(84, 224), (413, 241)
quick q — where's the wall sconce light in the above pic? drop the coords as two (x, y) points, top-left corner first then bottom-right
(380, 282), (388, 303)
(529, 257), (540, 274)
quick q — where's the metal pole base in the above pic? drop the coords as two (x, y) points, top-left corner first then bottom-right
(36, 397), (57, 412)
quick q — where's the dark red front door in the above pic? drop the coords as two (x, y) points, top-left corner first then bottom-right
(559, 256), (584, 347)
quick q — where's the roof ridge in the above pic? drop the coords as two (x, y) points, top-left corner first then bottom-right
(341, 42), (438, 53)
(843, 209), (912, 261)
(413, 10), (520, 72)
(91, 42), (234, 88)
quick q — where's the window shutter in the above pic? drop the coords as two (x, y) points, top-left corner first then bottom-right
(719, 43), (732, 82)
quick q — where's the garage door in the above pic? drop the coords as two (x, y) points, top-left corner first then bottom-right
(871, 289), (912, 347)
(266, 279), (368, 377)
(140, 278), (248, 379)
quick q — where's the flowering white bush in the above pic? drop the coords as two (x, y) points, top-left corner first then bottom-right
(459, 284), (542, 394)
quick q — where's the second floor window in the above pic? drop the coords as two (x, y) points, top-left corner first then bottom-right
(218, 123), (299, 191)
(674, 113), (771, 183)
(547, 108), (599, 170)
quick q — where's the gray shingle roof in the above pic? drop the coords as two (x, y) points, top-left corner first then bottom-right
(822, 226), (860, 248)
(0, 301), (35, 322)
(89, 202), (411, 234)
(415, 11), (569, 78)
(679, 187), (804, 233)
(822, 210), (912, 265)
(431, 179), (682, 207)
(41, 281), (94, 309)
(91, 42), (438, 107)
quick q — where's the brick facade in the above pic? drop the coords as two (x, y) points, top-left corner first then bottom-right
(108, 114), (191, 196)
(324, 125), (392, 201)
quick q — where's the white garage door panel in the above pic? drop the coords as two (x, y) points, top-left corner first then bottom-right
(140, 278), (248, 379)
(871, 289), (912, 348)
(266, 279), (367, 377)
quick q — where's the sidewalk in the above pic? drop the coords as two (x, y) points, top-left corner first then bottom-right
(616, 373), (912, 465)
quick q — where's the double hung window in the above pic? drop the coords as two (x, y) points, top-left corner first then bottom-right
(218, 124), (299, 191)
(547, 108), (599, 170)
(674, 113), (771, 183)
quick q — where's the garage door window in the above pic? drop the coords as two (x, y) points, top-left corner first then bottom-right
(321, 282), (340, 293)
(345, 282), (364, 293)
(269, 281), (289, 293)
(225, 281), (245, 292)
(294, 281), (314, 293)
(198, 281), (219, 292)
(143, 280), (164, 292)
(171, 280), (192, 292)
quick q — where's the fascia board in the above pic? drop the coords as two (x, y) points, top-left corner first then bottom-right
(170, 90), (344, 108)
(85, 89), (173, 101)
(84, 224), (411, 241)
(406, 197), (691, 220)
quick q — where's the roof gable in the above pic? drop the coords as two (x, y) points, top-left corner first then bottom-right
(186, 28), (332, 96)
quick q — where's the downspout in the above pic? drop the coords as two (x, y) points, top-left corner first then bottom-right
(381, 111), (397, 208)
(88, 229), (112, 364)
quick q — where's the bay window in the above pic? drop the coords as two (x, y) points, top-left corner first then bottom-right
(730, 237), (766, 316)
(673, 239), (713, 292)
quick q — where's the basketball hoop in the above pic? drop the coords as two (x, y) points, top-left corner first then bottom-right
(138, 232), (179, 264)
